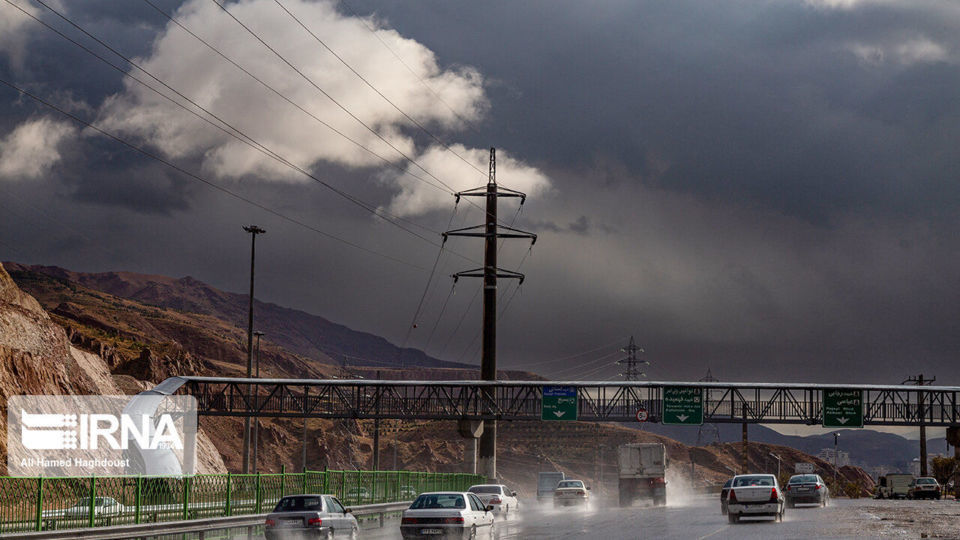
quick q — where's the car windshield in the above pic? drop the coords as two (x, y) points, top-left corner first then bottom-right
(469, 486), (501, 494)
(734, 476), (775, 487)
(410, 494), (466, 509)
(273, 496), (323, 512)
(557, 481), (584, 489)
(723, 479), (732, 488)
(917, 478), (938, 484)
(789, 475), (818, 484)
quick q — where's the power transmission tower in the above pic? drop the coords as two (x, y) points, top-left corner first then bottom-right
(443, 147), (536, 482)
(903, 373), (936, 477)
(616, 336), (648, 380)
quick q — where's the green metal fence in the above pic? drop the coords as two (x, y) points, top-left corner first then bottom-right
(0, 469), (484, 533)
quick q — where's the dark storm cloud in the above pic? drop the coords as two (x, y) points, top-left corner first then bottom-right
(349, 0), (960, 222)
(3, 0), (960, 386)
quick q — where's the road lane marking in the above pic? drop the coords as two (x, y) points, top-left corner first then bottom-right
(697, 525), (728, 539)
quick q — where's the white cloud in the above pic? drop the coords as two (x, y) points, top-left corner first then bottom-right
(896, 38), (948, 64)
(849, 37), (950, 66)
(0, 0), (41, 67)
(803, 0), (893, 9)
(383, 145), (551, 217)
(94, 0), (545, 212)
(0, 117), (75, 180)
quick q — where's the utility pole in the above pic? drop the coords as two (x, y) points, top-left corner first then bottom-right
(444, 148), (536, 482)
(373, 370), (381, 471)
(616, 336), (648, 380)
(697, 368), (720, 447)
(252, 330), (263, 473)
(741, 420), (749, 474)
(242, 224), (265, 474)
(904, 374), (935, 477)
(833, 433), (839, 487)
(301, 387), (309, 471)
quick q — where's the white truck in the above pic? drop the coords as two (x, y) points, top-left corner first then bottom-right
(876, 473), (914, 499)
(537, 471), (566, 502)
(617, 443), (667, 506)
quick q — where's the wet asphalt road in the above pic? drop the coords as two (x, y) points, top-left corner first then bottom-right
(361, 495), (936, 539)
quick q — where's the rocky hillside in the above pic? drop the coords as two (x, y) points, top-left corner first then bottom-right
(0, 262), (875, 496)
(6, 263), (470, 371)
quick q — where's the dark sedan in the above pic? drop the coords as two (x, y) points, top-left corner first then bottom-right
(784, 474), (829, 507)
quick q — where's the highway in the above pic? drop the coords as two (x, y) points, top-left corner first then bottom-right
(359, 495), (952, 539)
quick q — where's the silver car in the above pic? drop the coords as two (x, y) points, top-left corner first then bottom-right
(726, 474), (785, 523)
(467, 484), (519, 518)
(264, 494), (358, 539)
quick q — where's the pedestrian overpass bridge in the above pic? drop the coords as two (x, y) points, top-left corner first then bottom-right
(142, 377), (960, 427)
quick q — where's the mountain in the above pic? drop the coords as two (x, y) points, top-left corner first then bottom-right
(635, 422), (942, 472)
(0, 261), (877, 493)
(5, 263), (472, 372)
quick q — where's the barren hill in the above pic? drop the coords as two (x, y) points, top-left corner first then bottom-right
(0, 262), (874, 495)
(6, 263), (471, 371)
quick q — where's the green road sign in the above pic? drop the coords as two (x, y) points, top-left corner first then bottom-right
(822, 388), (863, 428)
(662, 386), (703, 425)
(542, 386), (578, 421)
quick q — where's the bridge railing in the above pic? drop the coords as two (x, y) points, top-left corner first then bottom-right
(0, 469), (484, 534)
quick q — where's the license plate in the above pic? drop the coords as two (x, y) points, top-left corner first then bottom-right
(421, 528), (444, 534)
(797, 487), (811, 492)
(281, 519), (300, 526)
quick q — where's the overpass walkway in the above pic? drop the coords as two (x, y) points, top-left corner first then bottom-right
(145, 377), (960, 426)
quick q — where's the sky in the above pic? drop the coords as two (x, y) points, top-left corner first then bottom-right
(2, 0), (960, 386)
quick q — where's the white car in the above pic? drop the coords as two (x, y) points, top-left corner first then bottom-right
(400, 491), (496, 539)
(553, 479), (590, 507)
(468, 484), (519, 518)
(726, 474), (785, 523)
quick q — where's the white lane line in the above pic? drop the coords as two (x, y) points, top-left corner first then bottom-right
(697, 525), (728, 540)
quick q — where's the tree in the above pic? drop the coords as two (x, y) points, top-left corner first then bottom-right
(930, 456), (958, 487)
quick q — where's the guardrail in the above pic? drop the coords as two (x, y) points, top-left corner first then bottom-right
(0, 469), (483, 534)
(1, 501), (412, 539)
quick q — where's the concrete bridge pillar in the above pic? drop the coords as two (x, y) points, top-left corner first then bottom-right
(458, 420), (484, 475)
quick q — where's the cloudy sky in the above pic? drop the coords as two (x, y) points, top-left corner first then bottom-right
(2, 0), (960, 386)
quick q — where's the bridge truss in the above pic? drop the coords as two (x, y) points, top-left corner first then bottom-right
(148, 377), (960, 427)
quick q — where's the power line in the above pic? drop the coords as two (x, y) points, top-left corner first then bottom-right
(399, 203), (459, 351)
(139, 0), (457, 204)
(0, 77), (428, 271)
(336, 0), (487, 140)
(14, 0), (461, 257)
(549, 350), (622, 377)
(207, 0), (514, 226)
(512, 336), (629, 369)
(437, 280), (480, 357)
(422, 281), (457, 352)
(273, 0), (489, 179)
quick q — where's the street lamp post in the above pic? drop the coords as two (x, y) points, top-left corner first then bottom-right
(252, 331), (264, 473)
(242, 225), (265, 474)
(769, 452), (782, 479)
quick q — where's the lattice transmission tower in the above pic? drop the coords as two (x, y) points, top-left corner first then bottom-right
(617, 336), (648, 380)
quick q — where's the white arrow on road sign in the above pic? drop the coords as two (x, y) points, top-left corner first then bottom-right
(677, 414), (689, 422)
(553, 411), (566, 418)
(837, 417), (849, 424)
